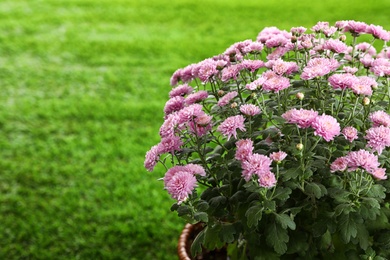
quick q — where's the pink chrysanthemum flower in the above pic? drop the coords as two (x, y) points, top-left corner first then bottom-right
(217, 115), (246, 140)
(328, 73), (358, 90)
(165, 171), (197, 204)
(370, 58), (390, 77)
(158, 136), (183, 154)
(246, 77), (267, 91)
(235, 139), (254, 161)
(323, 39), (348, 53)
(184, 164), (206, 177)
(218, 91), (238, 107)
(185, 90), (208, 105)
(169, 84), (194, 98)
(312, 114), (341, 142)
(160, 113), (180, 138)
(367, 24), (390, 41)
(369, 110), (390, 127)
(365, 125), (390, 154)
(164, 96), (185, 115)
(270, 151), (287, 163)
(258, 171), (277, 188)
(221, 63), (244, 82)
(170, 68), (183, 86)
(144, 145), (161, 172)
(265, 58), (299, 75)
(350, 82), (373, 96)
(282, 108), (319, 129)
(330, 156), (349, 172)
(355, 42), (377, 56)
(242, 41), (264, 54)
(311, 21), (329, 33)
(323, 26), (338, 37)
(346, 149), (380, 172)
(369, 167), (387, 180)
(301, 58), (340, 80)
(261, 71), (290, 92)
(197, 58), (219, 82)
(343, 66), (358, 74)
(342, 126), (358, 142)
(240, 104), (261, 116)
(188, 113), (213, 137)
(290, 26), (307, 36)
(241, 60), (265, 72)
(177, 104), (204, 124)
(343, 20), (369, 35)
(241, 153), (272, 181)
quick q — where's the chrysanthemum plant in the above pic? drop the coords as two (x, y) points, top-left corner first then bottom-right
(145, 20), (390, 259)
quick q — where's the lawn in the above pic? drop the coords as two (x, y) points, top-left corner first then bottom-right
(0, 0), (389, 259)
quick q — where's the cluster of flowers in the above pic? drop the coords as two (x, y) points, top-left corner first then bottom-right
(145, 20), (390, 204)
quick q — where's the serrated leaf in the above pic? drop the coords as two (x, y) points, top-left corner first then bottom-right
(368, 184), (386, 199)
(266, 222), (289, 255)
(339, 213), (359, 243)
(271, 187), (292, 201)
(275, 213), (296, 230)
(356, 223), (369, 250)
(305, 182), (323, 199)
(219, 224), (237, 244)
(190, 228), (206, 257)
(194, 212), (208, 222)
(245, 204), (263, 228)
(195, 200), (210, 211)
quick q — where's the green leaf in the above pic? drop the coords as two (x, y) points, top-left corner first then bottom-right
(195, 200), (209, 211)
(266, 222), (289, 255)
(305, 182), (324, 199)
(367, 184), (386, 199)
(190, 228), (206, 257)
(339, 213), (359, 243)
(356, 223), (369, 250)
(194, 212), (208, 222)
(219, 224), (237, 244)
(334, 203), (355, 216)
(282, 167), (303, 181)
(271, 187), (292, 201)
(245, 204), (263, 228)
(275, 213), (296, 230)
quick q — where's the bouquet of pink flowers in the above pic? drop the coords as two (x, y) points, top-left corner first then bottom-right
(145, 20), (390, 259)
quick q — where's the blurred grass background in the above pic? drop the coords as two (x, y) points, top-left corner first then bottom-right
(0, 0), (389, 259)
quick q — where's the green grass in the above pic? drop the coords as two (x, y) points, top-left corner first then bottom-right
(0, 0), (389, 259)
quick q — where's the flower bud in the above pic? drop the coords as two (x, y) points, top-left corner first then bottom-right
(362, 97), (370, 106)
(296, 92), (304, 100)
(339, 35), (347, 42)
(230, 102), (238, 109)
(218, 90), (225, 96)
(296, 143), (304, 151)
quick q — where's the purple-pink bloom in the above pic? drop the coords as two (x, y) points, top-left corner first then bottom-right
(312, 114), (341, 142)
(301, 58), (340, 80)
(330, 156), (349, 172)
(369, 110), (390, 127)
(246, 77), (267, 91)
(184, 163), (206, 176)
(365, 125), (390, 154)
(282, 108), (319, 128)
(177, 104), (204, 124)
(346, 149), (380, 172)
(240, 104), (261, 116)
(221, 63), (244, 82)
(197, 58), (219, 82)
(323, 39), (348, 53)
(218, 91), (238, 107)
(258, 171), (277, 188)
(343, 20), (369, 35)
(241, 153), (272, 181)
(369, 167), (387, 180)
(158, 136), (183, 154)
(169, 84), (194, 98)
(235, 139), (254, 161)
(241, 60), (265, 72)
(328, 73), (358, 90)
(217, 115), (246, 140)
(367, 24), (390, 41)
(165, 171), (197, 204)
(261, 71), (290, 92)
(311, 21), (330, 33)
(185, 90), (208, 105)
(270, 151), (287, 163)
(144, 145), (161, 172)
(342, 126), (358, 142)
(160, 113), (180, 138)
(370, 58), (390, 77)
(242, 41), (264, 54)
(265, 58), (298, 75)
(164, 96), (185, 115)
